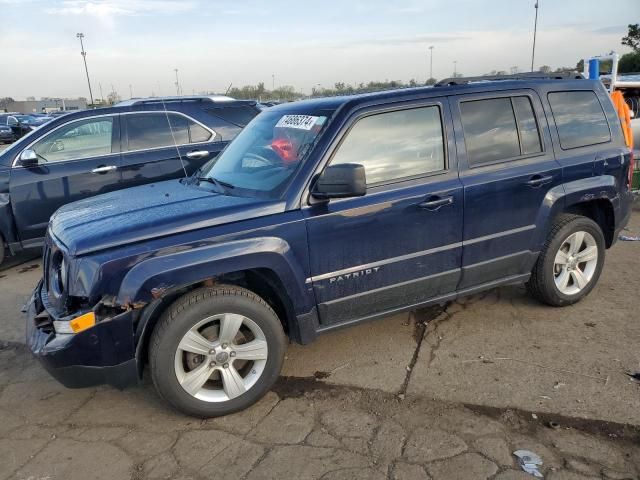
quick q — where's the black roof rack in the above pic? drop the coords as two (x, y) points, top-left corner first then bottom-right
(434, 71), (584, 87)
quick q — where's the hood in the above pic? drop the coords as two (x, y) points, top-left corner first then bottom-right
(50, 179), (284, 256)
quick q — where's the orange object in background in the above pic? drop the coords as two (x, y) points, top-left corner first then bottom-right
(611, 90), (633, 150)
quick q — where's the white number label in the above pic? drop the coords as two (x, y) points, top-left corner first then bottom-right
(275, 115), (320, 130)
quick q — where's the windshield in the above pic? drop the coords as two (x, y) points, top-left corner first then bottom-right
(200, 110), (329, 198)
(15, 115), (37, 124)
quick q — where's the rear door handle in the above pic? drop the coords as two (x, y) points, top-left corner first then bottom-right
(186, 150), (210, 160)
(91, 165), (117, 174)
(525, 174), (553, 187)
(418, 195), (454, 210)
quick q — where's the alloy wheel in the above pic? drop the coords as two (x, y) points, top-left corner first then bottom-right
(553, 231), (598, 296)
(174, 313), (268, 402)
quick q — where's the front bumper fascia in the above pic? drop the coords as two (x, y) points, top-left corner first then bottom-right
(26, 280), (139, 389)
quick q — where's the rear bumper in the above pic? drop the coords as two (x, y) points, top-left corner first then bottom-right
(613, 191), (634, 243)
(26, 280), (139, 389)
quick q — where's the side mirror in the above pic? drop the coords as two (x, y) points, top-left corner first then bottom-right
(312, 163), (366, 199)
(17, 149), (38, 167)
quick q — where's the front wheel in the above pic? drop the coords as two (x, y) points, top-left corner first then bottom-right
(527, 214), (605, 307)
(149, 286), (286, 417)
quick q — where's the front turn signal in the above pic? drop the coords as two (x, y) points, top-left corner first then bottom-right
(69, 312), (96, 333)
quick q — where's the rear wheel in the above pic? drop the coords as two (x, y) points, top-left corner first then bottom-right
(149, 286), (286, 417)
(527, 214), (605, 306)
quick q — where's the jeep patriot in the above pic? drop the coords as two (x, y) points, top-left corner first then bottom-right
(26, 74), (634, 417)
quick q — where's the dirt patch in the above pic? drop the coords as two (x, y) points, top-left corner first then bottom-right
(18, 264), (39, 274)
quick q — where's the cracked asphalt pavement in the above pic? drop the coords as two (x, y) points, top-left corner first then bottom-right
(1, 207), (639, 479)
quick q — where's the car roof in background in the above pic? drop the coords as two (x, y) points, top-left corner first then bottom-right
(115, 95), (238, 107)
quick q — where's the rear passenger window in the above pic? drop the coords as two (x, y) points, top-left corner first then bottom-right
(548, 91), (610, 149)
(125, 113), (212, 151)
(330, 106), (445, 185)
(460, 96), (542, 166)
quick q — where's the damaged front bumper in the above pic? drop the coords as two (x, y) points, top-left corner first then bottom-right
(26, 279), (139, 389)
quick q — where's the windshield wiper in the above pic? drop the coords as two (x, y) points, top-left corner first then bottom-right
(196, 176), (235, 195)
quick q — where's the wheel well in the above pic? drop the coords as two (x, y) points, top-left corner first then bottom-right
(563, 200), (615, 247)
(134, 268), (295, 371)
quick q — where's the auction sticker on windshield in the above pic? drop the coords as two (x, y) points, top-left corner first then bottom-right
(275, 115), (322, 130)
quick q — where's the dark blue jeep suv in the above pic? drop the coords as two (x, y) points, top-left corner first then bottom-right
(26, 74), (634, 417)
(0, 96), (260, 264)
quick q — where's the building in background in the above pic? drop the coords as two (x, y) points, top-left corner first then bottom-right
(0, 97), (87, 113)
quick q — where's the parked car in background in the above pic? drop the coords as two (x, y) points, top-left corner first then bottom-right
(0, 95), (260, 264)
(0, 114), (45, 139)
(0, 124), (14, 143)
(25, 74), (633, 417)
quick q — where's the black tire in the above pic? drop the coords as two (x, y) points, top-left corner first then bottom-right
(526, 214), (605, 307)
(149, 285), (286, 417)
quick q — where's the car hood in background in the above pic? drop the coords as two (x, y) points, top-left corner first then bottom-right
(50, 179), (284, 256)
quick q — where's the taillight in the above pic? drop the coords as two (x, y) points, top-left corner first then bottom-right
(629, 150), (635, 190)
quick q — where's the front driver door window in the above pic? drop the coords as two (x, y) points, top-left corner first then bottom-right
(33, 117), (114, 163)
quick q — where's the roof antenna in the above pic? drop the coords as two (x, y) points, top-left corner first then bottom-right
(159, 87), (188, 178)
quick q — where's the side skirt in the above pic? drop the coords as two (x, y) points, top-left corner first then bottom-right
(293, 272), (531, 344)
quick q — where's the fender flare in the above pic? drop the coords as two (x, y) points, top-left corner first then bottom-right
(532, 175), (619, 250)
(116, 236), (314, 314)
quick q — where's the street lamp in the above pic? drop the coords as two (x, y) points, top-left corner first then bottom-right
(428, 46), (434, 80)
(531, 1), (540, 71)
(76, 33), (94, 105)
(174, 68), (181, 96)
(453, 60), (458, 77)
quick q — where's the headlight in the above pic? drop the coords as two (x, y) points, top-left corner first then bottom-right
(60, 256), (67, 290)
(48, 251), (67, 297)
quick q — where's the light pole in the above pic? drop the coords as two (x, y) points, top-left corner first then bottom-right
(531, 1), (539, 71)
(129, 84), (133, 98)
(174, 68), (181, 96)
(76, 33), (94, 105)
(272, 74), (275, 91)
(453, 60), (457, 77)
(99, 82), (104, 103)
(428, 46), (434, 80)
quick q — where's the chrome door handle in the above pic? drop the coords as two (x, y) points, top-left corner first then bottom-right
(418, 196), (454, 210)
(91, 165), (117, 174)
(186, 150), (210, 160)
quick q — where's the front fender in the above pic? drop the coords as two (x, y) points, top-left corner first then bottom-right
(116, 236), (313, 314)
(532, 175), (619, 250)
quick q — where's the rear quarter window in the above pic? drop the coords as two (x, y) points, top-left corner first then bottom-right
(548, 91), (611, 149)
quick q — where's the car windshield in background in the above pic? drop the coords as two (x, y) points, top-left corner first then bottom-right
(200, 110), (329, 198)
(15, 115), (50, 125)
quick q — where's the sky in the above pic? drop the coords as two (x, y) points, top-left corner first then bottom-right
(0, 0), (638, 100)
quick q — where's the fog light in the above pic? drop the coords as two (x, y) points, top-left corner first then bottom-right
(68, 312), (96, 333)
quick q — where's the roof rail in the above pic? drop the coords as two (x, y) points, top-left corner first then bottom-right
(434, 71), (584, 87)
(115, 95), (236, 107)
